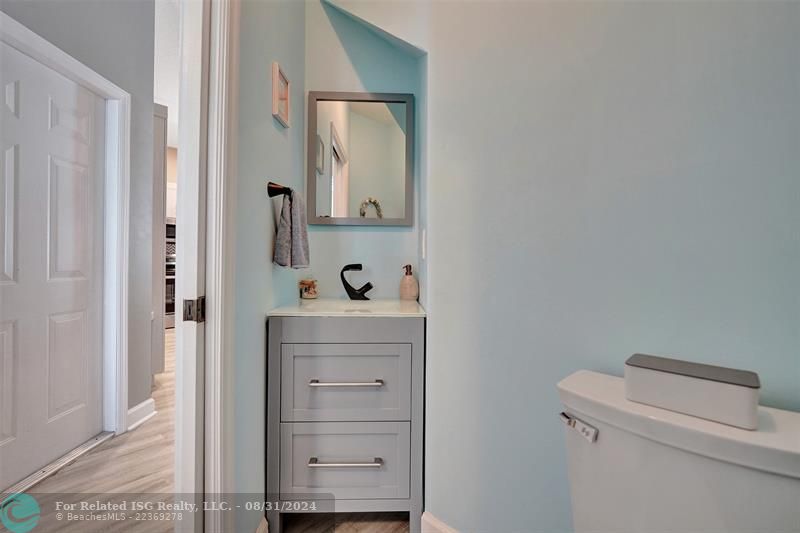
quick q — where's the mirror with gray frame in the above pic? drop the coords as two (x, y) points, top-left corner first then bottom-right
(307, 92), (414, 226)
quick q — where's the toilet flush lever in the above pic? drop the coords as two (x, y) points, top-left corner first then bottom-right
(560, 412), (598, 443)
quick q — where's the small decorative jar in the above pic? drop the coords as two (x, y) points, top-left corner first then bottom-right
(299, 278), (318, 299)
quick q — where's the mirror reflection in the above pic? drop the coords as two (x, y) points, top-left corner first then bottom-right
(314, 100), (407, 221)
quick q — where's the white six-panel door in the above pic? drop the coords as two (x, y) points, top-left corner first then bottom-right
(0, 40), (105, 489)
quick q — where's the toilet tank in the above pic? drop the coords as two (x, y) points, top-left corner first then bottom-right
(558, 370), (800, 533)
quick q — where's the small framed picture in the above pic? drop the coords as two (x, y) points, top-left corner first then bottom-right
(316, 134), (325, 174)
(272, 61), (290, 127)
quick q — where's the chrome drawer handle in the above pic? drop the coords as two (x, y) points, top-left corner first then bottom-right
(308, 379), (384, 388)
(308, 457), (384, 468)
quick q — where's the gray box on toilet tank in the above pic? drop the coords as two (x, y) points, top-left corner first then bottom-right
(624, 354), (760, 430)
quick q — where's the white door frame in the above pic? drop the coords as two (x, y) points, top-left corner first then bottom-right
(174, 0), (209, 529)
(174, 0), (238, 531)
(0, 13), (131, 436)
(204, 0), (238, 531)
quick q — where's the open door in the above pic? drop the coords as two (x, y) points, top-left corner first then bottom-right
(175, 0), (208, 531)
(174, 0), (237, 530)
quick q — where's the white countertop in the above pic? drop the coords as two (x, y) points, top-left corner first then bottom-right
(268, 298), (426, 318)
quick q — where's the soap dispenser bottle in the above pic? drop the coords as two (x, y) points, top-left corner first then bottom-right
(400, 264), (419, 301)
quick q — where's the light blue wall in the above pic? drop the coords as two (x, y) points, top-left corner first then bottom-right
(305, 0), (424, 299)
(231, 3), (424, 528)
(325, 0), (800, 530)
(233, 0), (305, 529)
(423, 3), (800, 532)
(235, 1), (800, 531)
(347, 109), (405, 219)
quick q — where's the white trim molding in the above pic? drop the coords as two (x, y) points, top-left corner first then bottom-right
(127, 398), (157, 431)
(174, 0), (210, 529)
(0, 12), (131, 436)
(422, 512), (460, 533)
(205, 0), (239, 531)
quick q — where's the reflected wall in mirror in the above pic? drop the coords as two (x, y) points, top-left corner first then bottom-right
(307, 92), (414, 226)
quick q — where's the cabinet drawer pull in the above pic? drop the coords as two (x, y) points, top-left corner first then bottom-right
(307, 457), (384, 468)
(308, 379), (384, 388)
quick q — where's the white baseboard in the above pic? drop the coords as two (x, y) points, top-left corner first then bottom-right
(422, 512), (459, 533)
(127, 398), (156, 431)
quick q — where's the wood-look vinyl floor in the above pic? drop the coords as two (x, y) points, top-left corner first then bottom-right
(283, 513), (410, 533)
(23, 329), (410, 532)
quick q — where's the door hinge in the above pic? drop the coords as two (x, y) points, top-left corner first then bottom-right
(183, 296), (206, 323)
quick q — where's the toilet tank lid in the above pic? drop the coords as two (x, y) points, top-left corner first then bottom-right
(557, 370), (800, 479)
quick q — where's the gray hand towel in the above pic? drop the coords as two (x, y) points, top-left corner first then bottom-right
(274, 190), (310, 268)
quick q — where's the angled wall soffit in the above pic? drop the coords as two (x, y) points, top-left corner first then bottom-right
(323, 0), (429, 57)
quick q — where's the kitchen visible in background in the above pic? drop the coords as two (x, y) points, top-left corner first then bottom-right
(164, 145), (178, 328)
(165, 216), (176, 328)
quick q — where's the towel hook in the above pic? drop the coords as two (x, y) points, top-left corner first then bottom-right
(267, 181), (292, 198)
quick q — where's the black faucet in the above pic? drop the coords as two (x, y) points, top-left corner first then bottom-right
(340, 264), (373, 300)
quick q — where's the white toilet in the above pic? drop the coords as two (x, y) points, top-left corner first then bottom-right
(558, 370), (800, 533)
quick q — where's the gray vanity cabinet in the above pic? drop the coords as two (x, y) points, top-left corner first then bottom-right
(280, 421), (411, 500)
(266, 307), (424, 532)
(281, 343), (412, 421)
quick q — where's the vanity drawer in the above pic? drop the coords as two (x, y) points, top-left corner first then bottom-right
(280, 422), (410, 500)
(281, 343), (411, 422)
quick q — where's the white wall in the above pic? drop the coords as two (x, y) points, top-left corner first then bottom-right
(0, 0), (156, 409)
(154, 0), (180, 147)
(325, 1), (800, 531)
